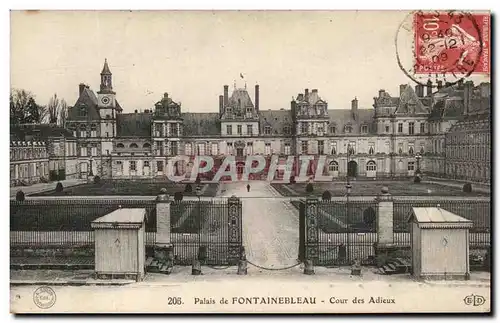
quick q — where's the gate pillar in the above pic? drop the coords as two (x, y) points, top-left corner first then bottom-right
(304, 198), (320, 264)
(227, 195), (242, 265)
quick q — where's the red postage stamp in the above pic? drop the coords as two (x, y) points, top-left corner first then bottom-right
(414, 11), (490, 74)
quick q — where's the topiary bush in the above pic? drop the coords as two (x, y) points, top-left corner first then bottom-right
(174, 191), (183, 201)
(185, 183), (193, 193)
(305, 183), (314, 193)
(322, 190), (332, 201)
(414, 176), (421, 183)
(15, 190), (25, 201)
(55, 182), (64, 192)
(93, 175), (101, 184)
(463, 183), (472, 193)
(290, 176), (296, 184)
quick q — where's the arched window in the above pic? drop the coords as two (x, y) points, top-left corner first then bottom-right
(328, 161), (339, 172)
(344, 125), (352, 133)
(143, 143), (151, 148)
(366, 160), (376, 171)
(130, 143), (138, 148)
(116, 143), (125, 148)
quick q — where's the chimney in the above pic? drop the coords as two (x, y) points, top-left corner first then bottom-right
(351, 97), (358, 111)
(297, 93), (304, 101)
(219, 95), (224, 115)
(312, 89), (318, 93)
(223, 85), (229, 107)
(426, 79), (433, 97)
(399, 84), (406, 96)
(305, 89), (309, 101)
(255, 84), (260, 111)
(79, 83), (86, 96)
(479, 82), (490, 98)
(134, 109), (138, 113)
(445, 81), (452, 88)
(378, 89), (385, 98)
(437, 81), (443, 90)
(457, 79), (464, 89)
(415, 84), (424, 97)
(144, 109), (150, 113)
(163, 92), (168, 100)
(463, 81), (474, 115)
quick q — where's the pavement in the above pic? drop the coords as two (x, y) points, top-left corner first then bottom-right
(10, 178), (86, 197)
(426, 177), (491, 194)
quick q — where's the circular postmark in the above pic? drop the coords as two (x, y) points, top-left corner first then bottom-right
(33, 286), (56, 309)
(395, 10), (484, 87)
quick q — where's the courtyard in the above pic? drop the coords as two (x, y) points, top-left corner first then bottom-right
(29, 180), (220, 197)
(271, 180), (489, 197)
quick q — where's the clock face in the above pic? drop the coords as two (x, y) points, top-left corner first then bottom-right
(101, 96), (111, 105)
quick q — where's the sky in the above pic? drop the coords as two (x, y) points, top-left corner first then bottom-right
(10, 10), (489, 113)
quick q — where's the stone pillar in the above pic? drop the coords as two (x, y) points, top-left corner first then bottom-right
(156, 193), (171, 246)
(227, 195), (242, 265)
(376, 186), (393, 245)
(304, 198), (319, 263)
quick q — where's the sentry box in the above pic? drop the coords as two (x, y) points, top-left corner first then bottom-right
(91, 208), (146, 282)
(408, 207), (473, 281)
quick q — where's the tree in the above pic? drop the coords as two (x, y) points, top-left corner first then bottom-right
(47, 93), (60, 124)
(10, 89), (46, 125)
(58, 99), (68, 127)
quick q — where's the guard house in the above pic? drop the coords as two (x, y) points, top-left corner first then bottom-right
(91, 208), (146, 282)
(408, 207), (473, 280)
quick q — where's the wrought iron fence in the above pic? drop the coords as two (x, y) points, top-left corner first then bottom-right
(393, 200), (491, 247)
(10, 199), (157, 247)
(170, 199), (241, 265)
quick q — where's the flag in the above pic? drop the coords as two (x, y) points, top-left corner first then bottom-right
(240, 73), (244, 79)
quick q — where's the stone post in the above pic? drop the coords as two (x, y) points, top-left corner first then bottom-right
(376, 186), (394, 245)
(156, 192), (171, 246)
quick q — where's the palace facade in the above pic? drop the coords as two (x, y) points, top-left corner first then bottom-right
(10, 60), (492, 185)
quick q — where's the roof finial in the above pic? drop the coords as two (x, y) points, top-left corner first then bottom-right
(234, 80), (236, 89)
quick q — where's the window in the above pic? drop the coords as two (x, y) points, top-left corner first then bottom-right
(330, 142), (337, 155)
(301, 123), (308, 134)
(398, 123), (403, 133)
(301, 141), (308, 154)
(116, 161), (123, 173)
(91, 144), (97, 156)
(284, 143), (291, 155)
(90, 124), (97, 137)
(157, 161), (164, 172)
(368, 142), (375, 155)
(408, 161), (415, 171)
(247, 142), (253, 155)
(211, 143), (218, 155)
(328, 161), (339, 172)
(247, 125), (253, 136)
(420, 123), (425, 133)
(409, 122), (415, 135)
(78, 107), (87, 117)
(366, 160), (376, 171)
(106, 149), (110, 155)
(105, 132), (109, 137)
(237, 125), (242, 135)
(318, 140), (324, 155)
(144, 161), (150, 168)
(130, 143), (138, 148)
(246, 108), (252, 118)
(79, 124), (87, 137)
(185, 143), (192, 155)
(344, 125), (352, 133)
(347, 142), (356, 154)
(361, 125), (368, 133)
(317, 127), (324, 136)
(130, 161), (137, 171)
(265, 143), (271, 155)
(171, 124), (179, 136)
(398, 143), (403, 154)
(80, 146), (87, 157)
(117, 143), (125, 149)
(329, 126), (336, 134)
(264, 126), (272, 135)
(171, 142), (178, 156)
(197, 143), (206, 155)
(283, 126), (291, 135)
(226, 142), (233, 155)
(385, 125), (390, 133)
(408, 143), (415, 155)
(226, 125), (232, 135)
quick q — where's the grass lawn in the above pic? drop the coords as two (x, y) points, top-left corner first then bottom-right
(272, 180), (489, 197)
(30, 180), (220, 197)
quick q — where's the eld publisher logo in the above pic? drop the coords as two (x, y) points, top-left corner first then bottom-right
(463, 294), (486, 306)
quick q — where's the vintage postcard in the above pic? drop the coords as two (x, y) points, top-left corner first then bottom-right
(9, 10), (491, 314)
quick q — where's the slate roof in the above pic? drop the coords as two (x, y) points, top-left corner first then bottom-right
(10, 124), (74, 142)
(67, 86), (100, 121)
(116, 113), (152, 137)
(395, 85), (429, 115)
(181, 112), (220, 136)
(328, 109), (376, 134)
(228, 89), (254, 108)
(260, 110), (293, 135)
(101, 59), (111, 74)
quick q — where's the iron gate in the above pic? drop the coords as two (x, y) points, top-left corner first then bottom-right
(170, 196), (242, 265)
(299, 198), (377, 266)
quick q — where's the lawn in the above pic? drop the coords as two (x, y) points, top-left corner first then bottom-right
(272, 180), (489, 197)
(30, 180), (220, 197)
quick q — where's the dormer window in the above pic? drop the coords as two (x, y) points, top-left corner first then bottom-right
(264, 126), (272, 135)
(344, 125), (352, 133)
(329, 126), (336, 134)
(130, 143), (138, 148)
(78, 107), (87, 117)
(361, 125), (368, 133)
(283, 125), (291, 135)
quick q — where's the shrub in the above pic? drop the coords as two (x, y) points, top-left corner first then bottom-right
(305, 183), (314, 193)
(322, 190), (332, 201)
(414, 176), (421, 183)
(174, 191), (183, 201)
(55, 182), (64, 192)
(15, 190), (25, 201)
(290, 176), (296, 184)
(463, 183), (472, 193)
(185, 183), (193, 193)
(93, 175), (101, 184)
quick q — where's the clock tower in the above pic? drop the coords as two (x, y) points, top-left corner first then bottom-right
(97, 58), (117, 160)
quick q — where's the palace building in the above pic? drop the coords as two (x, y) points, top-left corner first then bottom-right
(10, 60), (492, 185)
